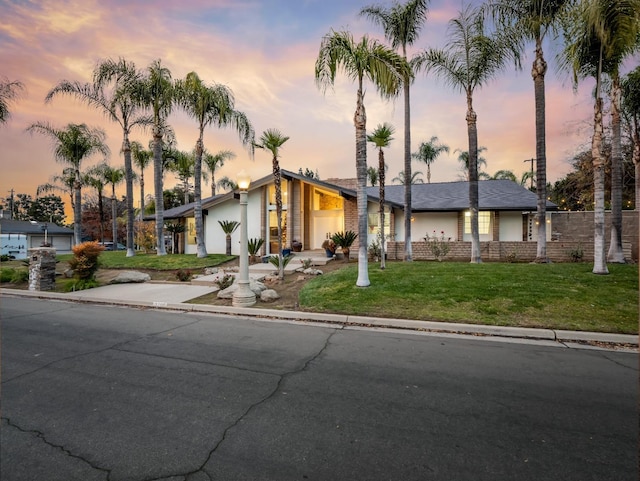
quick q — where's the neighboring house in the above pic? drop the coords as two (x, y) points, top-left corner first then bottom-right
(156, 170), (553, 259)
(0, 219), (74, 259)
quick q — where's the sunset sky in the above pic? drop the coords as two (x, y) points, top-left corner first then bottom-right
(0, 0), (611, 213)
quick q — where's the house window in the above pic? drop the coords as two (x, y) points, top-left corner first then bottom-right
(368, 210), (391, 237)
(186, 218), (196, 245)
(268, 181), (288, 206)
(464, 211), (491, 235)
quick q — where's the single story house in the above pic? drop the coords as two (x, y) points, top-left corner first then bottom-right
(156, 170), (555, 259)
(0, 219), (74, 259)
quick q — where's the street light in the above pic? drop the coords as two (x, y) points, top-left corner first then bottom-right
(232, 170), (256, 307)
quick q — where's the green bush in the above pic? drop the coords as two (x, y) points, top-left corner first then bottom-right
(1, 268), (14, 282)
(11, 268), (29, 284)
(215, 274), (234, 290)
(269, 255), (293, 269)
(63, 278), (99, 292)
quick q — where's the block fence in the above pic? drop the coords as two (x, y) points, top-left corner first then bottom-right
(385, 240), (632, 263)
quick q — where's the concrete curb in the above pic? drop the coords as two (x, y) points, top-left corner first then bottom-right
(2, 287), (637, 350)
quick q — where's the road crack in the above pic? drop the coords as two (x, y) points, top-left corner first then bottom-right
(3, 417), (112, 479)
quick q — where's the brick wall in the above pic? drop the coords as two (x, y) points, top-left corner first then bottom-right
(551, 210), (638, 261)
(386, 240), (632, 262)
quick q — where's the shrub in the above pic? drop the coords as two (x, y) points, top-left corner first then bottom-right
(1, 268), (14, 282)
(368, 237), (381, 261)
(0, 254), (11, 262)
(63, 278), (99, 292)
(175, 269), (192, 282)
(569, 243), (584, 262)
(248, 238), (265, 262)
(135, 221), (156, 253)
(424, 230), (451, 261)
(10, 268), (29, 284)
(68, 241), (105, 280)
(269, 254), (293, 269)
(301, 258), (313, 269)
(215, 274), (234, 290)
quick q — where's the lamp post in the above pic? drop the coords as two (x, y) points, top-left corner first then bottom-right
(41, 223), (48, 246)
(232, 170), (256, 307)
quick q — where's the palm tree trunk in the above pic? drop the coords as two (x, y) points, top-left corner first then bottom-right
(592, 96), (608, 274)
(121, 136), (136, 257)
(378, 147), (386, 270)
(608, 74), (625, 263)
(466, 93), (481, 263)
(194, 134), (208, 258)
(153, 127), (166, 255)
(273, 158), (284, 280)
(73, 175), (82, 245)
(98, 187), (105, 243)
(111, 188), (117, 247)
(139, 170), (145, 220)
(403, 69), (413, 262)
(355, 84), (370, 287)
(533, 39), (548, 263)
(634, 134), (640, 210)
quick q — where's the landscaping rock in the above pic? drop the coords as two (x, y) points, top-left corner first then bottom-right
(217, 279), (267, 299)
(260, 289), (280, 302)
(203, 267), (219, 275)
(303, 268), (323, 275)
(110, 271), (151, 284)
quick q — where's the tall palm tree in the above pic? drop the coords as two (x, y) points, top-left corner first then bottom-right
(361, 0), (429, 263)
(85, 162), (110, 242)
(131, 140), (152, 218)
(621, 67), (640, 208)
(454, 147), (488, 180)
(103, 165), (125, 246)
(45, 58), (150, 257)
(416, 5), (520, 263)
(560, 0), (639, 272)
(37, 167), (78, 221)
(139, 59), (174, 255)
(217, 176), (238, 193)
(0, 77), (24, 124)
(367, 122), (395, 269)
(393, 170), (424, 184)
(27, 122), (109, 244)
(176, 71), (254, 258)
(204, 150), (235, 197)
(255, 128), (290, 280)
(166, 149), (195, 205)
(487, 0), (572, 262)
(315, 30), (409, 286)
(412, 136), (449, 183)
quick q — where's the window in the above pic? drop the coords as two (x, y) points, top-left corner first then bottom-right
(464, 211), (491, 235)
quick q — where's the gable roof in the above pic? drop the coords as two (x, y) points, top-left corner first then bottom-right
(0, 219), (74, 235)
(367, 180), (556, 212)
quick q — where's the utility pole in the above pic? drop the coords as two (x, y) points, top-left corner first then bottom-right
(8, 188), (14, 219)
(523, 158), (536, 190)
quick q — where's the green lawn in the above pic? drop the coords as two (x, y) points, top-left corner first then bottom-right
(56, 251), (235, 270)
(299, 262), (639, 334)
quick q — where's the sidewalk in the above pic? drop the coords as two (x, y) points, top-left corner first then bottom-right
(2, 283), (637, 352)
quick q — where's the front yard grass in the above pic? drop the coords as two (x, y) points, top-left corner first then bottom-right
(298, 262), (638, 334)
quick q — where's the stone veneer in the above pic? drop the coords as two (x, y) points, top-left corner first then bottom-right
(28, 247), (57, 291)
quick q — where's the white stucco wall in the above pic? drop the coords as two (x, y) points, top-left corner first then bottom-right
(412, 212), (459, 242)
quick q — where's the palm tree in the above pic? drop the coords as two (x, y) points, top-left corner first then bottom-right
(621, 67), (640, 208)
(454, 147), (488, 180)
(491, 170), (518, 181)
(176, 71), (254, 258)
(416, 5), (519, 263)
(393, 170), (424, 184)
(131, 140), (152, 218)
(255, 128), (290, 280)
(103, 165), (125, 246)
(367, 166), (379, 186)
(367, 122), (395, 269)
(204, 150), (235, 197)
(139, 59), (174, 255)
(218, 220), (239, 256)
(45, 58), (150, 257)
(0, 77), (24, 124)
(85, 162), (110, 242)
(315, 30), (409, 286)
(166, 149), (195, 205)
(37, 167), (78, 221)
(361, 0), (429, 263)
(217, 176), (238, 193)
(412, 136), (449, 183)
(27, 122), (109, 245)
(487, 0), (572, 262)
(560, 0), (639, 272)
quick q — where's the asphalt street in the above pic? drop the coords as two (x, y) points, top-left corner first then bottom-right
(1, 297), (637, 481)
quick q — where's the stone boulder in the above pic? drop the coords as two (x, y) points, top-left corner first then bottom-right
(110, 271), (151, 284)
(260, 289), (280, 302)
